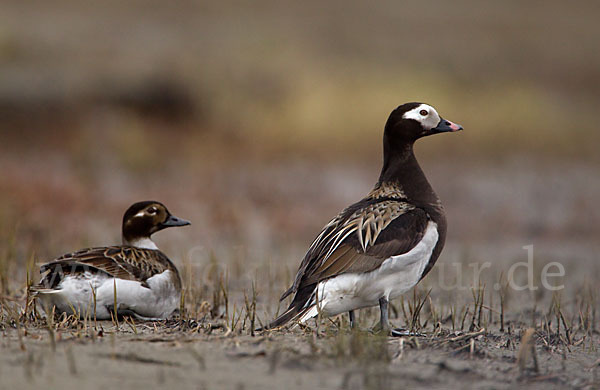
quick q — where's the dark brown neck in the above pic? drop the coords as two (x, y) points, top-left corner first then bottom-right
(378, 140), (441, 211)
(378, 135), (448, 281)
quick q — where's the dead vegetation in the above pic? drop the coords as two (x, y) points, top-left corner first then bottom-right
(1, 235), (599, 389)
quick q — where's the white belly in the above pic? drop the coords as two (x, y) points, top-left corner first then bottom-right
(299, 221), (438, 322)
(36, 270), (180, 320)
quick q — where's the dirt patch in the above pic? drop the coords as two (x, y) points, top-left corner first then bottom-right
(0, 316), (597, 390)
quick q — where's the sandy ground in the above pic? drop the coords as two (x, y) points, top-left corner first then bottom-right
(1, 319), (598, 390)
(1, 158), (599, 390)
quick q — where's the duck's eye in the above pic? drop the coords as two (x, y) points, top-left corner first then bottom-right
(147, 207), (158, 215)
(419, 110), (428, 116)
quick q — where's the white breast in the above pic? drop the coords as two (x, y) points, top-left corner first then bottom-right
(300, 221), (439, 322)
(125, 237), (159, 250)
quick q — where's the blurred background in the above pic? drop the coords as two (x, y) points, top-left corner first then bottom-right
(1, 0), (599, 316)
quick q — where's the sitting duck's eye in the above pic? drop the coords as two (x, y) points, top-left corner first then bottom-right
(419, 110), (428, 116)
(147, 206), (158, 215)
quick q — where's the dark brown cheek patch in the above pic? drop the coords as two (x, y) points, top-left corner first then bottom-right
(158, 210), (168, 224)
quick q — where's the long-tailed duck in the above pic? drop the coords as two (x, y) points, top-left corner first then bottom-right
(264, 103), (462, 333)
(32, 201), (190, 320)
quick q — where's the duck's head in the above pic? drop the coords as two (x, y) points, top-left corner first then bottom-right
(384, 102), (462, 144)
(122, 201), (191, 249)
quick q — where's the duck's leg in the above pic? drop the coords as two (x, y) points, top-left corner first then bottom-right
(377, 297), (424, 337)
(378, 297), (390, 331)
(348, 310), (356, 329)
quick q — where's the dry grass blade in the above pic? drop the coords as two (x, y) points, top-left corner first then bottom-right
(47, 306), (56, 353)
(112, 279), (119, 330)
(433, 328), (485, 349)
(469, 282), (485, 331)
(243, 280), (258, 336)
(517, 328), (539, 374)
(409, 288), (431, 333)
(498, 272), (508, 333)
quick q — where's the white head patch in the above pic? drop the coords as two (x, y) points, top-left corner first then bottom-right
(402, 104), (441, 131)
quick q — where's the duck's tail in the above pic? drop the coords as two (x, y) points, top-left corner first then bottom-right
(257, 285), (317, 331)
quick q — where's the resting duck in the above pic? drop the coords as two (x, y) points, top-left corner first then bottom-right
(32, 201), (190, 320)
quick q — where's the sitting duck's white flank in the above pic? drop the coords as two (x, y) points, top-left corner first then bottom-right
(32, 201), (190, 320)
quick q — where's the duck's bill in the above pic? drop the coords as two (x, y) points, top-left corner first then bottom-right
(432, 118), (463, 133)
(162, 215), (191, 227)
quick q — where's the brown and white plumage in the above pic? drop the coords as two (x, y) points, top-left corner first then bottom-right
(38, 246), (181, 290)
(281, 198), (426, 300)
(264, 103), (462, 330)
(32, 201), (190, 320)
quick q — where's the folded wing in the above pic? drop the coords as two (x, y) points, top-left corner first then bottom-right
(35, 246), (173, 290)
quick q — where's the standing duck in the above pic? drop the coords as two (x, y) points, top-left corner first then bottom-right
(32, 201), (190, 320)
(265, 103), (462, 333)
